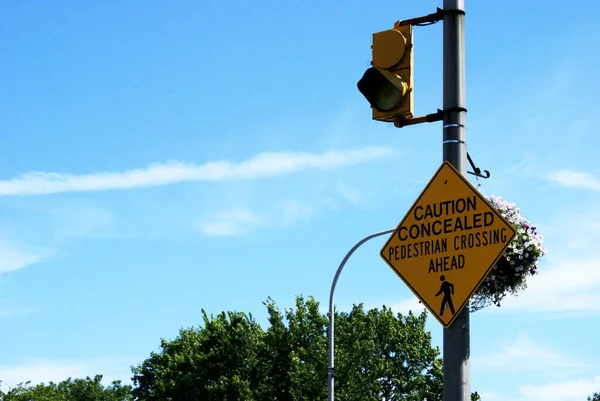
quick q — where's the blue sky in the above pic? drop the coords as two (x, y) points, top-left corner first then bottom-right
(1, 0), (600, 399)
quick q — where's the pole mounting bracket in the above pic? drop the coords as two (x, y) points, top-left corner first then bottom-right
(467, 153), (490, 179)
(397, 8), (444, 27)
(394, 109), (444, 128)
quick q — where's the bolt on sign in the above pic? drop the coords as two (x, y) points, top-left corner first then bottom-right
(380, 161), (516, 328)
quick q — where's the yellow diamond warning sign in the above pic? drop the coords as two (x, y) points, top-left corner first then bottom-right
(380, 161), (516, 328)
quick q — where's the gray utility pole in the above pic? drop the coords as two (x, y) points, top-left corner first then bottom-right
(442, 1), (470, 401)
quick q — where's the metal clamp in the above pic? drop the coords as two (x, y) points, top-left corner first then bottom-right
(394, 109), (444, 128)
(397, 8), (444, 27)
(467, 152), (490, 179)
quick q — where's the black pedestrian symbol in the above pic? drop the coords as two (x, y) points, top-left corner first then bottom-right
(435, 275), (455, 316)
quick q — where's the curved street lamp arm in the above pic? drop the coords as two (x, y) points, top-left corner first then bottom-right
(327, 228), (395, 401)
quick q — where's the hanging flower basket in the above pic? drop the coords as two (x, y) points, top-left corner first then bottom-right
(470, 195), (547, 311)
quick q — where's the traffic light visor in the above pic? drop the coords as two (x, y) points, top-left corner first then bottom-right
(357, 67), (408, 112)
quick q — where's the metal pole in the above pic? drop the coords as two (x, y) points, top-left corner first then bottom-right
(442, 1), (470, 401)
(327, 228), (394, 401)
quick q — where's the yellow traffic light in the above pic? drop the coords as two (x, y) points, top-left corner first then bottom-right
(358, 22), (414, 122)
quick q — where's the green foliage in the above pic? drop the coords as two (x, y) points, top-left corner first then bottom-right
(335, 305), (442, 401)
(471, 391), (482, 401)
(132, 296), (443, 401)
(588, 392), (600, 401)
(1, 296), (464, 401)
(255, 298), (292, 401)
(0, 375), (132, 401)
(131, 310), (263, 401)
(287, 297), (329, 401)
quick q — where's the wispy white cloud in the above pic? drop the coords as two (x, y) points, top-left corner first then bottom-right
(195, 200), (314, 237)
(547, 170), (600, 192)
(0, 358), (134, 389)
(481, 204), (600, 315)
(0, 241), (50, 274)
(478, 391), (500, 400)
(474, 335), (596, 401)
(277, 200), (313, 225)
(50, 204), (116, 239)
(518, 375), (600, 401)
(473, 332), (586, 371)
(0, 147), (393, 196)
(488, 256), (600, 314)
(196, 208), (262, 237)
(337, 183), (362, 205)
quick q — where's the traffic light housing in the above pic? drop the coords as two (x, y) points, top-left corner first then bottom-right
(358, 22), (414, 122)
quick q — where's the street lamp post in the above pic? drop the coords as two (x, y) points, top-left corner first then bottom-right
(327, 228), (395, 401)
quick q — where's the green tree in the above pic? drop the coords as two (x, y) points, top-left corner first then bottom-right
(334, 305), (442, 401)
(588, 393), (600, 401)
(131, 310), (263, 401)
(132, 296), (443, 401)
(255, 298), (292, 401)
(0, 375), (132, 401)
(286, 296), (329, 401)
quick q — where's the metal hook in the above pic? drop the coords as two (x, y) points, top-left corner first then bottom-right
(467, 152), (490, 179)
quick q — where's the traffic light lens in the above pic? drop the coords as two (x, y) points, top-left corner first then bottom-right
(357, 67), (407, 112)
(374, 84), (403, 111)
